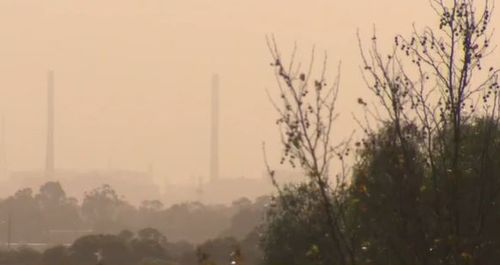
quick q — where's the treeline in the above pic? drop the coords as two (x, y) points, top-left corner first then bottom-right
(0, 182), (269, 265)
(0, 182), (269, 245)
(0, 227), (262, 265)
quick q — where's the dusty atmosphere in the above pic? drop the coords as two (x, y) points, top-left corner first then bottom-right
(1, 1), (500, 265)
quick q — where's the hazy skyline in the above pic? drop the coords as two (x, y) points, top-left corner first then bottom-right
(0, 0), (498, 185)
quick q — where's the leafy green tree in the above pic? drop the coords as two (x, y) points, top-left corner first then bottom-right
(260, 183), (339, 265)
(356, 0), (500, 263)
(350, 123), (429, 264)
(351, 118), (500, 264)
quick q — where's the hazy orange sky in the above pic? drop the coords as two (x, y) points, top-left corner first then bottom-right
(0, 0), (498, 184)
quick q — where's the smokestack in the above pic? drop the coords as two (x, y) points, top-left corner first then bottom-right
(210, 74), (219, 182)
(45, 70), (55, 178)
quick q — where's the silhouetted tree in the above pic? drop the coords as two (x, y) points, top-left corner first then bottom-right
(265, 37), (355, 265)
(221, 196), (269, 240)
(81, 184), (135, 233)
(0, 247), (41, 265)
(36, 181), (82, 232)
(356, 0), (500, 263)
(42, 245), (71, 265)
(0, 188), (43, 242)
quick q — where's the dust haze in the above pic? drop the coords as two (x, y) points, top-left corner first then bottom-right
(1, 1), (500, 265)
(0, 0), (464, 203)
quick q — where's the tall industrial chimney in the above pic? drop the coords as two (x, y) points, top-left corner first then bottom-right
(209, 74), (219, 182)
(45, 70), (55, 178)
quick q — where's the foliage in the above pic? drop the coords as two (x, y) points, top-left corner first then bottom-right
(264, 1), (500, 265)
(260, 183), (340, 265)
(81, 184), (136, 233)
(41, 229), (169, 265)
(266, 36), (354, 265)
(196, 237), (239, 265)
(0, 247), (41, 265)
(221, 196), (270, 240)
(353, 0), (500, 263)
